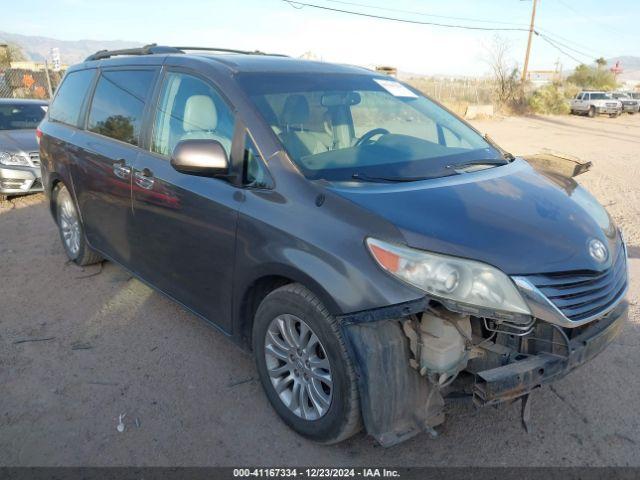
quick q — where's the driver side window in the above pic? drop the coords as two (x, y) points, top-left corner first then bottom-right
(151, 72), (234, 158)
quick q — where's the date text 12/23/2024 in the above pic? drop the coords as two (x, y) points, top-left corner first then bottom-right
(233, 469), (401, 478)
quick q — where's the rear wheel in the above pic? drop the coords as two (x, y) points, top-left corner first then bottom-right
(253, 283), (361, 444)
(55, 184), (103, 266)
(588, 106), (596, 118)
(0, 194), (7, 203)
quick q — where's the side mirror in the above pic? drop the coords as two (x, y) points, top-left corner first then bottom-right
(170, 139), (229, 177)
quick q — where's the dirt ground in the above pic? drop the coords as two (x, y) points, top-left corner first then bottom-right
(1, 113), (639, 467)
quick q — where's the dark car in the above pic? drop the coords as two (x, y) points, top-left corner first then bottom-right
(38, 45), (628, 446)
(612, 92), (639, 114)
(0, 98), (47, 201)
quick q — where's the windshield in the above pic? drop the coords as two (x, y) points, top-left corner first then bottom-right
(0, 103), (47, 130)
(238, 73), (501, 181)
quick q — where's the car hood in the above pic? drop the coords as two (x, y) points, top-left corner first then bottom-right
(0, 129), (38, 154)
(325, 159), (621, 275)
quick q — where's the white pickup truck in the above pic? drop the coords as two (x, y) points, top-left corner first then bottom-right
(570, 91), (622, 118)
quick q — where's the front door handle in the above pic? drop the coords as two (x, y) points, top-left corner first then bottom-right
(134, 168), (155, 190)
(113, 159), (131, 179)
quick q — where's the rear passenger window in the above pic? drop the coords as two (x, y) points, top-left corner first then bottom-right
(87, 69), (155, 146)
(49, 69), (95, 126)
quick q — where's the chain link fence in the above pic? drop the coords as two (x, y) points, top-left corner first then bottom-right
(0, 66), (64, 100)
(405, 77), (497, 116)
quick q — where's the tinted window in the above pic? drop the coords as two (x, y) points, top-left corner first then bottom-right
(88, 69), (155, 146)
(49, 69), (95, 126)
(151, 72), (234, 157)
(0, 102), (47, 130)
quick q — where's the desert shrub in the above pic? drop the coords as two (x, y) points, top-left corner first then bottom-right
(528, 82), (573, 114)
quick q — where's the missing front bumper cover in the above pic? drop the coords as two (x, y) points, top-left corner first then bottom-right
(472, 301), (627, 406)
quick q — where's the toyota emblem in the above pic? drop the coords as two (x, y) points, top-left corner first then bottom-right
(588, 238), (608, 263)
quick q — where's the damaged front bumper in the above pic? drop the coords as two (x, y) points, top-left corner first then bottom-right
(338, 297), (627, 447)
(472, 300), (627, 406)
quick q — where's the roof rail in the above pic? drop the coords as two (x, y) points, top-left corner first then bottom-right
(84, 43), (182, 62)
(84, 44), (288, 62)
(175, 47), (288, 57)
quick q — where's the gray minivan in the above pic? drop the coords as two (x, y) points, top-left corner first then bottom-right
(38, 45), (628, 446)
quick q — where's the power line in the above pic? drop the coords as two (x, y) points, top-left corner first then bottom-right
(326, 0), (612, 59)
(283, 0), (606, 67)
(537, 34), (586, 65)
(322, 0), (530, 27)
(536, 28), (601, 59)
(555, 0), (624, 38)
(537, 33), (594, 61)
(282, 0), (531, 32)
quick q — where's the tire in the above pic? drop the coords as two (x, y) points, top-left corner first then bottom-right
(588, 106), (596, 118)
(55, 184), (103, 266)
(0, 194), (7, 203)
(253, 283), (362, 444)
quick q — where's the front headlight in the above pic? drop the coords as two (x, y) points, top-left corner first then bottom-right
(367, 238), (531, 317)
(0, 151), (30, 166)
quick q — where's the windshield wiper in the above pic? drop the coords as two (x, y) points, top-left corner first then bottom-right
(351, 171), (458, 183)
(446, 159), (509, 171)
(483, 134), (515, 161)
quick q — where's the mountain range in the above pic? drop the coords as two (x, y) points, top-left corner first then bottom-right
(1, 31), (638, 81)
(0, 31), (141, 65)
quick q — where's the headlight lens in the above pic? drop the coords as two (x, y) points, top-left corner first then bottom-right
(0, 151), (30, 166)
(367, 238), (531, 316)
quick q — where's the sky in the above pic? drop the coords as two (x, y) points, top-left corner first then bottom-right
(3, 0), (639, 76)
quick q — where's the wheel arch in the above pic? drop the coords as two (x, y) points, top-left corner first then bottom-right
(48, 174), (65, 222)
(234, 265), (342, 350)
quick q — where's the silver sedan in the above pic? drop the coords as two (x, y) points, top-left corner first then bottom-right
(0, 98), (47, 201)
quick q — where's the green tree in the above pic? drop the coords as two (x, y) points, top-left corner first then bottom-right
(91, 115), (135, 145)
(567, 60), (617, 91)
(0, 43), (27, 68)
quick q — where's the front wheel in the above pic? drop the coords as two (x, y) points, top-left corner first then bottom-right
(55, 184), (103, 266)
(253, 284), (361, 444)
(588, 106), (596, 118)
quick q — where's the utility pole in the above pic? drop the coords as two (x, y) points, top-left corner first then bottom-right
(44, 60), (53, 99)
(521, 0), (538, 84)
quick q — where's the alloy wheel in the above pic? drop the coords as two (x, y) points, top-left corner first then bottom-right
(264, 314), (333, 421)
(59, 191), (81, 257)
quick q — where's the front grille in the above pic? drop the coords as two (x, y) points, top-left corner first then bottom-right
(606, 102), (618, 107)
(523, 250), (627, 322)
(29, 152), (40, 167)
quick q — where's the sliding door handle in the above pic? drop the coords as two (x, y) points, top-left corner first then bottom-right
(134, 168), (155, 190)
(113, 159), (131, 179)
